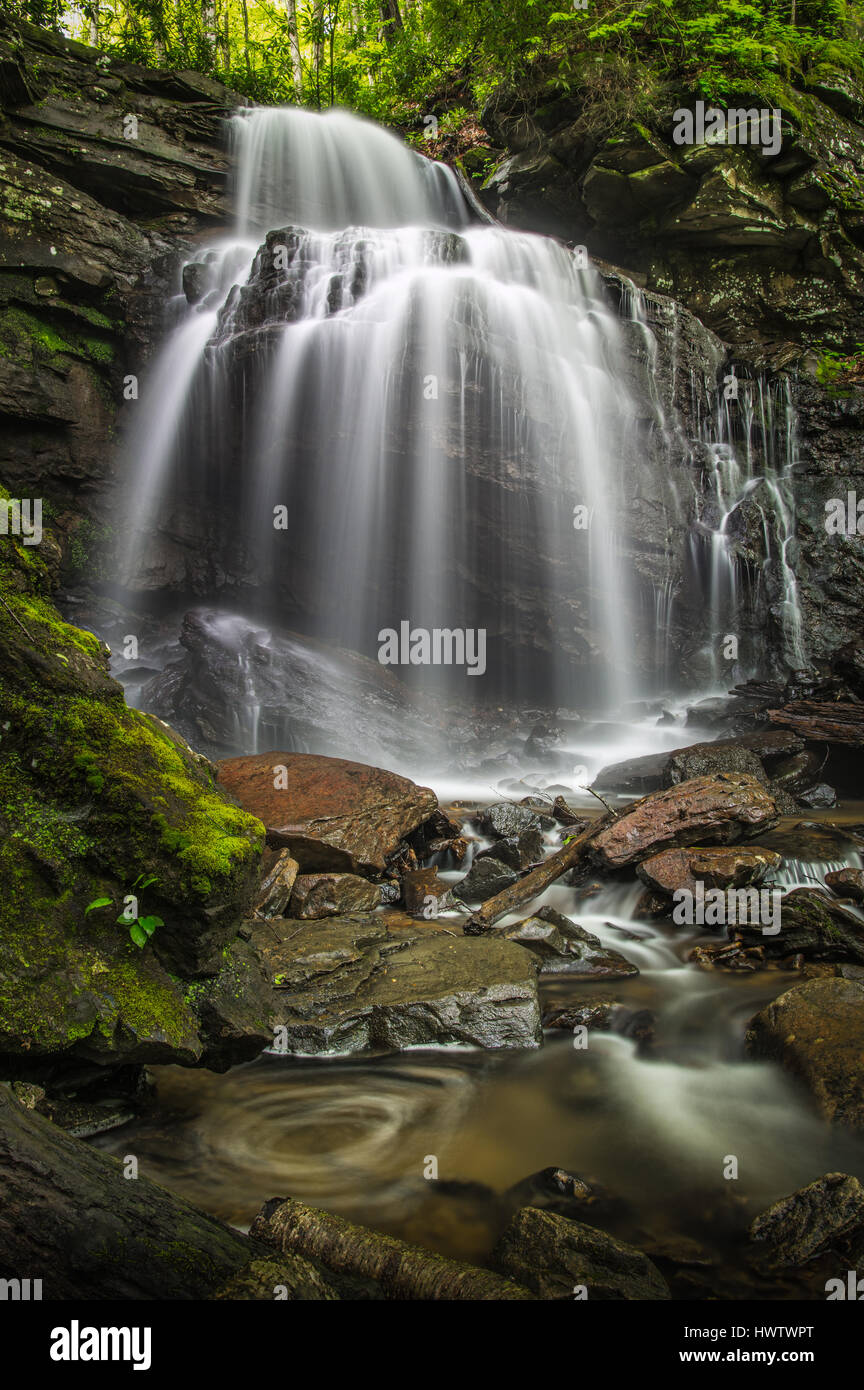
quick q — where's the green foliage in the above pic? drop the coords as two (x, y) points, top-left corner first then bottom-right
(85, 873), (164, 949)
(815, 342), (864, 394)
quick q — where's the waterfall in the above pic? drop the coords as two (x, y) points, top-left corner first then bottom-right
(116, 105), (639, 717)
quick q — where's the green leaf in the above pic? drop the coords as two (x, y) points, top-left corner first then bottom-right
(137, 916), (163, 937)
(85, 897), (113, 914)
(129, 923), (147, 949)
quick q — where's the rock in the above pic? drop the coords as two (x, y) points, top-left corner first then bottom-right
(825, 868), (864, 903)
(592, 774), (780, 869)
(481, 801), (543, 838)
(551, 797), (587, 828)
(593, 734), (806, 796)
(254, 914), (541, 1053)
(492, 1207), (670, 1300)
(288, 873), (380, 919)
(542, 999), (655, 1043)
(767, 701), (864, 748)
(475, 829), (544, 871)
(735, 888), (864, 964)
(217, 752), (437, 874)
(797, 783), (838, 809)
(453, 856), (519, 903)
(770, 749), (825, 795)
(504, 906), (638, 977)
(637, 845), (781, 896)
(401, 866), (454, 917)
(749, 1173), (864, 1266)
(255, 850), (299, 919)
(746, 978), (864, 1129)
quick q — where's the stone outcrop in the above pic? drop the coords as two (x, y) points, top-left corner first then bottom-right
(491, 1206), (670, 1300)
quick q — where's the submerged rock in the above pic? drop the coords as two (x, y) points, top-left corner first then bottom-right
(504, 906), (638, 977)
(254, 913), (541, 1053)
(749, 1173), (864, 1266)
(492, 1207), (670, 1300)
(746, 978), (864, 1129)
(217, 751), (437, 874)
(592, 774), (780, 868)
(542, 998), (655, 1043)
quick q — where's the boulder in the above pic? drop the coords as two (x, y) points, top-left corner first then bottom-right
(254, 914), (541, 1053)
(255, 849), (299, 919)
(542, 999), (655, 1043)
(492, 1207), (670, 1300)
(735, 888), (864, 964)
(746, 978), (864, 1129)
(637, 845), (781, 896)
(749, 1173), (864, 1266)
(767, 701), (864, 748)
(593, 731), (803, 795)
(475, 829), (544, 871)
(592, 774), (780, 869)
(288, 873), (380, 919)
(480, 801), (544, 838)
(217, 752), (437, 875)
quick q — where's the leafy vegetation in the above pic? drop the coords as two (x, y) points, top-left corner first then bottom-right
(85, 873), (164, 948)
(9, 1), (864, 134)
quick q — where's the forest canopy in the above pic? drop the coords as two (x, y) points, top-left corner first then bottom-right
(8, 1), (864, 134)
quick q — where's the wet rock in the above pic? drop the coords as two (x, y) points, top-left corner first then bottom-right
(750, 1173), (864, 1266)
(637, 845), (781, 896)
(288, 873), (381, 919)
(593, 731), (803, 796)
(492, 1207), (670, 1300)
(770, 749), (825, 795)
(592, 774), (780, 869)
(453, 856), (519, 903)
(825, 868), (864, 904)
(481, 801), (543, 838)
(255, 849), (300, 919)
(736, 888), (864, 964)
(746, 978), (864, 1129)
(797, 782), (838, 809)
(255, 914), (541, 1053)
(504, 906), (638, 977)
(551, 796), (587, 828)
(501, 1168), (619, 1223)
(475, 829), (544, 871)
(217, 752), (437, 875)
(542, 999), (655, 1043)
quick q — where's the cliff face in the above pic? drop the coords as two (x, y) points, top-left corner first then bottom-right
(0, 15), (238, 530)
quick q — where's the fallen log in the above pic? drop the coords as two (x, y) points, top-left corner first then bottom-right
(767, 701), (864, 748)
(251, 1196), (535, 1300)
(0, 1085), (334, 1300)
(464, 818), (604, 932)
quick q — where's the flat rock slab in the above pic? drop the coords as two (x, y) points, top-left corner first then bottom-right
(746, 978), (864, 1129)
(593, 773), (780, 868)
(217, 752), (437, 873)
(254, 913), (541, 1054)
(768, 701), (864, 748)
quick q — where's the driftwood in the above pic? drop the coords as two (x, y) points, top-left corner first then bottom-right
(464, 818), (604, 932)
(251, 1196), (535, 1300)
(0, 1085), (330, 1300)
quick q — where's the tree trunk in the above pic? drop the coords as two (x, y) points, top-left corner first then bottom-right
(379, 0), (403, 44)
(251, 1197), (535, 1299)
(0, 1086), (313, 1300)
(285, 0), (303, 99)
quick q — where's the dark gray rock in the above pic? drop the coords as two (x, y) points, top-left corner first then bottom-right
(492, 1206), (670, 1300)
(750, 1173), (864, 1266)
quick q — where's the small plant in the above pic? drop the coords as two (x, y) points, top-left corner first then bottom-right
(85, 873), (164, 949)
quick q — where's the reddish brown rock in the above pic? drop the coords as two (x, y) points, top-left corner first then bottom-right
(637, 845), (781, 896)
(255, 849), (300, 919)
(825, 868), (864, 904)
(592, 774), (780, 869)
(217, 752), (437, 874)
(289, 873), (381, 919)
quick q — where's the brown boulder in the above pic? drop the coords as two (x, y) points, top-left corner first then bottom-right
(637, 845), (781, 896)
(746, 978), (864, 1130)
(289, 873), (381, 919)
(217, 752), (437, 874)
(825, 868), (864, 904)
(767, 701), (864, 748)
(592, 774), (780, 869)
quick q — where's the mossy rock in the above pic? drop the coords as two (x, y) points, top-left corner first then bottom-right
(0, 494), (270, 1076)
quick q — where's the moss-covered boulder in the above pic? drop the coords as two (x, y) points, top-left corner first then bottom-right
(0, 498), (270, 1079)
